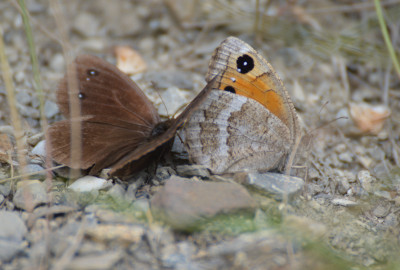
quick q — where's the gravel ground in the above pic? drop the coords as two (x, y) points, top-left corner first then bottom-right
(1, 0), (400, 269)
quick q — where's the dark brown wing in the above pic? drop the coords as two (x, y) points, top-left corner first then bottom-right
(57, 55), (160, 126)
(108, 76), (218, 176)
(47, 55), (160, 174)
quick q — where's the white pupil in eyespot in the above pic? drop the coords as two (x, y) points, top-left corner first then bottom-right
(78, 93), (83, 99)
(231, 77), (236, 82)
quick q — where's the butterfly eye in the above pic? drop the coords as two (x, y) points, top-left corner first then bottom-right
(87, 69), (99, 76)
(236, 54), (254, 74)
(224, 86), (236, 94)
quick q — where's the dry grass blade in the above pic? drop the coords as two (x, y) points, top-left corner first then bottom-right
(50, 0), (82, 180)
(0, 26), (27, 180)
(0, 165), (65, 184)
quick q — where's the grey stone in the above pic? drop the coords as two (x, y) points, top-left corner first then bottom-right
(25, 164), (46, 179)
(384, 213), (398, 227)
(201, 230), (293, 269)
(132, 198), (150, 213)
(68, 176), (112, 192)
(13, 180), (48, 211)
(30, 140), (46, 158)
(0, 125), (14, 136)
(46, 221), (82, 258)
(0, 183), (11, 196)
(49, 53), (65, 72)
(106, 184), (126, 200)
(125, 173), (146, 201)
(27, 133), (44, 147)
(357, 170), (374, 193)
(176, 165), (210, 178)
(0, 211), (27, 261)
(235, 172), (304, 201)
(6, 200), (15, 211)
(331, 198), (358, 207)
(103, 3), (143, 36)
(161, 241), (197, 269)
(338, 152), (353, 163)
(44, 99), (59, 118)
(72, 13), (100, 37)
(65, 250), (123, 270)
(94, 208), (135, 224)
(374, 190), (392, 200)
(17, 103), (39, 118)
(151, 176), (257, 229)
(372, 205), (390, 218)
(15, 90), (32, 105)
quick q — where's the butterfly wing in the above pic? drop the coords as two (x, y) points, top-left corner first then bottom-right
(108, 77), (217, 176)
(184, 90), (292, 173)
(206, 37), (300, 145)
(47, 55), (160, 174)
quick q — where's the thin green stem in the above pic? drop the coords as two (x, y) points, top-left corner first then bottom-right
(374, 0), (400, 79)
(17, 0), (48, 130)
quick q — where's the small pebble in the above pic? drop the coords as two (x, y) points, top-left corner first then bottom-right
(331, 198), (358, 207)
(25, 164), (46, 179)
(372, 205), (390, 218)
(357, 170), (374, 193)
(30, 140), (46, 158)
(106, 184), (126, 200)
(338, 153), (353, 163)
(69, 176), (113, 192)
(235, 172), (304, 201)
(72, 13), (100, 37)
(0, 183), (11, 196)
(13, 180), (48, 211)
(151, 176), (256, 230)
(44, 100), (59, 118)
(0, 211), (27, 261)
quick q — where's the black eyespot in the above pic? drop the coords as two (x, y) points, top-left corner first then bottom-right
(87, 69), (99, 76)
(224, 86), (236, 94)
(236, 54), (254, 74)
(78, 92), (85, 99)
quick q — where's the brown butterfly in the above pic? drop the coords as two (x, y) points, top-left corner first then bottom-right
(47, 55), (214, 178)
(184, 37), (300, 174)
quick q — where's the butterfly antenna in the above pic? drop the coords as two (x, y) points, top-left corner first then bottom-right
(151, 82), (170, 119)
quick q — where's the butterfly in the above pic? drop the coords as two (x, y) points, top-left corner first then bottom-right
(184, 37), (301, 174)
(47, 55), (215, 178)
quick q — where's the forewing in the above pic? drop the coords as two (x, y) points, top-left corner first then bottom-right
(48, 55), (160, 173)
